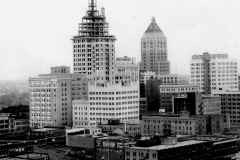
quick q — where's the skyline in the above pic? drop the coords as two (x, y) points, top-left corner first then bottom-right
(1, 0), (240, 80)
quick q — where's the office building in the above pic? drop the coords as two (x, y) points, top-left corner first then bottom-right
(0, 112), (14, 133)
(190, 52), (238, 94)
(140, 17), (170, 75)
(159, 84), (200, 113)
(72, 83), (139, 127)
(29, 66), (72, 128)
(213, 89), (240, 126)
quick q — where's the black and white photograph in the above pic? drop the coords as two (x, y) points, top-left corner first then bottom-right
(0, 0), (240, 159)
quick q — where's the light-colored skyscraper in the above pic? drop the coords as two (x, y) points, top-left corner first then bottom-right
(71, 0), (139, 127)
(140, 17), (170, 75)
(29, 66), (72, 128)
(72, 0), (116, 84)
(190, 52), (238, 94)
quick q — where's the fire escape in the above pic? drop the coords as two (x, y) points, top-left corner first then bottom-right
(203, 52), (211, 95)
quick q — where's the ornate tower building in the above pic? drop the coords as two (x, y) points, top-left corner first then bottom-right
(140, 17), (170, 75)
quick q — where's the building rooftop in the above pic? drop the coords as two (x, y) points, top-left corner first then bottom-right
(145, 17), (163, 34)
(128, 140), (206, 151)
(159, 84), (199, 88)
(101, 123), (140, 127)
(202, 95), (221, 98)
(33, 128), (60, 132)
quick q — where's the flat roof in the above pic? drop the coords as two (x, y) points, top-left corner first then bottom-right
(97, 136), (130, 140)
(128, 140), (206, 151)
(70, 134), (103, 138)
(202, 95), (221, 98)
(33, 128), (59, 132)
(101, 123), (140, 127)
(159, 84), (199, 88)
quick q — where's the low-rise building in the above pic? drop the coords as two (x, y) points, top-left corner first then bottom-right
(125, 140), (212, 160)
(14, 119), (29, 131)
(96, 136), (132, 160)
(156, 74), (178, 84)
(0, 113), (14, 134)
(141, 111), (223, 135)
(99, 119), (140, 136)
(1, 105), (29, 119)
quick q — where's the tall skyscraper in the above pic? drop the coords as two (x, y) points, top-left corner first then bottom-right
(190, 52), (238, 94)
(72, 0), (116, 84)
(140, 17), (170, 75)
(71, 0), (139, 127)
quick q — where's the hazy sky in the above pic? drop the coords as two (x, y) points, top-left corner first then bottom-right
(0, 0), (240, 80)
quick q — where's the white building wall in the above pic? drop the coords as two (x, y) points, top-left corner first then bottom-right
(190, 54), (238, 93)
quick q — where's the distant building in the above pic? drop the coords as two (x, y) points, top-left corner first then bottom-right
(115, 56), (139, 83)
(1, 105), (29, 119)
(156, 74), (178, 84)
(140, 17), (170, 75)
(0, 112), (14, 133)
(177, 75), (190, 84)
(0, 113), (29, 134)
(159, 84), (200, 113)
(141, 111), (223, 135)
(190, 52), (238, 94)
(29, 66), (72, 128)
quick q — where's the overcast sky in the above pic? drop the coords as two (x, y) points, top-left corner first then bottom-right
(0, 0), (240, 80)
